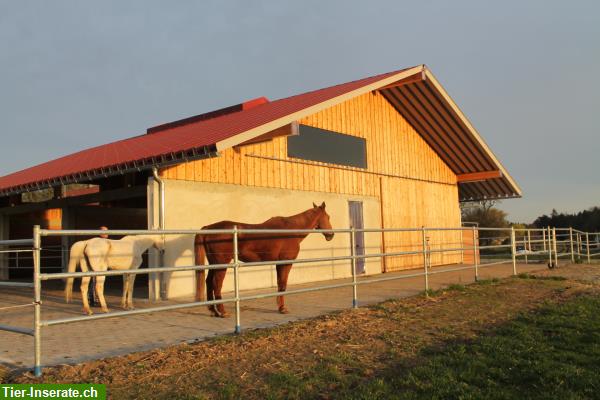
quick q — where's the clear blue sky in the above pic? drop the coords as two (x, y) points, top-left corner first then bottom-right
(1, 1), (598, 223)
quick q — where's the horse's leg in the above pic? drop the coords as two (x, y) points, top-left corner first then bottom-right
(79, 257), (93, 315)
(276, 264), (293, 314)
(121, 275), (128, 309)
(212, 269), (229, 318)
(126, 273), (137, 309)
(195, 269), (205, 302)
(80, 276), (92, 315)
(95, 275), (109, 313)
(206, 269), (217, 316)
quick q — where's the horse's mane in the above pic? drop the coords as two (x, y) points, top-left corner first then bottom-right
(262, 207), (320, 228)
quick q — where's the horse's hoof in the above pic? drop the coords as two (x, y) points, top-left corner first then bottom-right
(210, 310), (229, 318)
(279, 307), (290, 314)
(83, 309), (93, 316)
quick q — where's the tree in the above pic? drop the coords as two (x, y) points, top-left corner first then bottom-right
(461, 200), (510, 245)
(533, 206), (600, 232)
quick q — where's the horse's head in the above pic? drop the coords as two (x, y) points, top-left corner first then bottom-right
(313, 202), (334, 241)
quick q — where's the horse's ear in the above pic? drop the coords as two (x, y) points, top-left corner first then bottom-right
(320, 202), (326, 209)
(313, 202), (318, 208)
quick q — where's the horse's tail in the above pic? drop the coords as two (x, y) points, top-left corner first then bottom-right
(194, 233), (207, 302)
(64, 240), (86, 303)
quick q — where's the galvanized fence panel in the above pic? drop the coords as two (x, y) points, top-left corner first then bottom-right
(1, 224), (596, 376)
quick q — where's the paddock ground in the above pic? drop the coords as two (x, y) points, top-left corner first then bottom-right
(1, 261), (550, 370)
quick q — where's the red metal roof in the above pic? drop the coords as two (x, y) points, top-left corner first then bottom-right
(0, 68), (408, 195)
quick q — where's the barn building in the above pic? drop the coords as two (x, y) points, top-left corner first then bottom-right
(0, 65), (521, 299)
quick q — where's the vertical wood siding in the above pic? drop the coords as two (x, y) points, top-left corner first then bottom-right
(162, 91), (462, 270)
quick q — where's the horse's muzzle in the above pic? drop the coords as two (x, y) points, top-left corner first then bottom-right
(324, 233), (334, 241)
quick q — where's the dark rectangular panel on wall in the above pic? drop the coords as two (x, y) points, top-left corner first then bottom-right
(287, 125), (367, 169)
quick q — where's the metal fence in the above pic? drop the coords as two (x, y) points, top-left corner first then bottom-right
(1, 224), (599, 377)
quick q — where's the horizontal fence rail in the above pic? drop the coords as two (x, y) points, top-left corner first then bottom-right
(1, 224), (597, 376)
(0, 238), (37, 348)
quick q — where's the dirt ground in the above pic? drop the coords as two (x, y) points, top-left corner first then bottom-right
(4, 264), (600, 399)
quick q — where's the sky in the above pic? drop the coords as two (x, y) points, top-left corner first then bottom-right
(0, 1), (598, 223)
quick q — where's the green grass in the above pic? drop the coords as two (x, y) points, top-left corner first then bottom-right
(251, 292), (600, 399)
(517, 272), (567, 281)
(474, 277), (500, 285)
(343, 293), (600, 399)
(423, 283), (467, 297)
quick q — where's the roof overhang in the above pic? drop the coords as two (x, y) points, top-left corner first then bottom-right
(379, 67), (521, 201)
(0, 145), (218, 197)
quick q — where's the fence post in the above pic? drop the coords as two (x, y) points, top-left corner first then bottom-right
(527, 230), (531, 264)
(510, 227), (517, 275)
(233, 226), (241, 334)
(33, 225), (42, 377)
(553, 228), (559, 267)
(523, 234), (528, 264)
(422, 227), (429, 295)
(586, 232), (591, 264)
(350, 228), (358, 308)
(569, 228), (575, 263)
(542, 228), (547, 252)
(472, 226), (478, 281)
(547, 227), (552, 267)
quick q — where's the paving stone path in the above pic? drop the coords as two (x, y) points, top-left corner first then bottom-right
(0, 262), (547, 369)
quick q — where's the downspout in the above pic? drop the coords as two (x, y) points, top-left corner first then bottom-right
(152, 167), (165, 230)
(151, 167), (166, 300)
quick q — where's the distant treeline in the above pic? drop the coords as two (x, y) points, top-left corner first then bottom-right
(533, 207), (600, 232)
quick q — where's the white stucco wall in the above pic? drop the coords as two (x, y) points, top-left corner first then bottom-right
(149, 179), (382, 299)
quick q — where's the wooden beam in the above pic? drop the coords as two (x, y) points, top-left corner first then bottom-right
(456, 170), (503, 183)
(0, 185), (147, 216)
(378, 71), (425, 90)
(234, 121), (299, 148)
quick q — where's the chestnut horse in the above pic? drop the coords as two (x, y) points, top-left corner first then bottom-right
(194, 202), (334, 317)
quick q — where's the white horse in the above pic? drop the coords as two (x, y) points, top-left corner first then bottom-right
(64, 235), (164, 315)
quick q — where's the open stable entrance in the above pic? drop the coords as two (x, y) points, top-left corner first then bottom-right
(0, 172), (150, 297)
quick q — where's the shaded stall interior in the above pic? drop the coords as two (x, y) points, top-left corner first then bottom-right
(0, 171), (151, 298)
